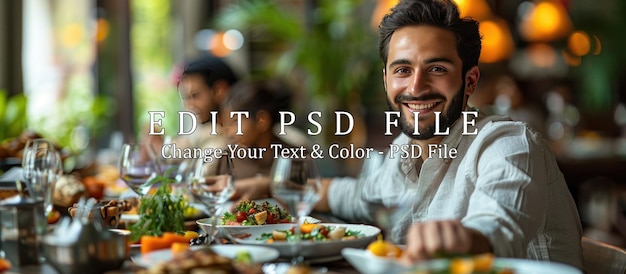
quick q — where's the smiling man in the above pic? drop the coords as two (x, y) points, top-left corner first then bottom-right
(323, 0), (583, 269)
(231, 0), (583, 269)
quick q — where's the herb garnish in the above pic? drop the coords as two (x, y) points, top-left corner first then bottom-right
(128, 171), (188, 242)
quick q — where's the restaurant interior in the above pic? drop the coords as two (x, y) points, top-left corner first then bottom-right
(1, 0), (626, 273)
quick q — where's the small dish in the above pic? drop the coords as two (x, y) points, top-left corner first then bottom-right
(341, 248), (405, 274)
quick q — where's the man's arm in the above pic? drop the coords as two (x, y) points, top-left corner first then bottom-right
(400, 220), (493, 264)
(314, 178), (333, 212)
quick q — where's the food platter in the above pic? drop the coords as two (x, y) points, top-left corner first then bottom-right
(232, 223), (380, 261)
(341, 248), (583, 274)
(132, 245), (280, 268)
(196, 215), (321, 239)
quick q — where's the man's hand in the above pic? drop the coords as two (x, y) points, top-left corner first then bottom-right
(400, 220), (492, 265)
(232, 176), (272, 201)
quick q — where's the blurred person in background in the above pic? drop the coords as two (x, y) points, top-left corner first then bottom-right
(144, 54), (240, 157)
(221, 78), (310, 199)
(490, 74), (546, 137)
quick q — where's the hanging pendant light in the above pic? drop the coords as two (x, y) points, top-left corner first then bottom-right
(518, 0), (573, 42)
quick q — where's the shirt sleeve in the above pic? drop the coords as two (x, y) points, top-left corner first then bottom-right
(327, 176), (375, 223)
(460, 121), (549, 258)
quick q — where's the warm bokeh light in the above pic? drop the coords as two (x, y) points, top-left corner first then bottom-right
(479, 18), (515, 63)
(527, 43), (557, 68)
(567, 31), (590, 57)
(453, 0), (491, 20)
(371, 0), (399, 30)
(96, 18), (110, 43)
(519, 0), (573, 42)
(592, 35), (602, 55)
(562, 49), (581, 67)
(209, 32), (231, 57)
(60, 23), (84, 48)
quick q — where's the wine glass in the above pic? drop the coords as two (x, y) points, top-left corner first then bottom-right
(358, 151), (412, 243)
(270, 157), (322, 264)
(118, 143), (159, 196)
(21, 138), (63, 216)
(185, 153), (236, 244)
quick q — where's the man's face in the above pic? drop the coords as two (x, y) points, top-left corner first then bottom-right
(384, 25), (472, 140)
(178, 74), (218, 124)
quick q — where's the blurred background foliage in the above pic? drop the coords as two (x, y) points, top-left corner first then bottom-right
(131, 0), (179, 137)
(213, 0), (381, 147)
(1, 0), (626, 168)
(0, 91), (27, 141)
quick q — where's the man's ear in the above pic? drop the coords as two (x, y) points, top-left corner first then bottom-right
(213, 80), (230, 104)
(255, 110), (272, 132)
(465, 66), (480, 97)
(382, 68), (388, 92)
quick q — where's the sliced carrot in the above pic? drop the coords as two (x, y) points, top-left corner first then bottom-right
(140, 235), (171, 254)
(162, 232), (190, 245)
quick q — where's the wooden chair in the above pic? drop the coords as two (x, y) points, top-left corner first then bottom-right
(582, 237), (626, 274)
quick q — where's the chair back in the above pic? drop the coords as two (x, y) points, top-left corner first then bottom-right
(582, 237), (626, 274)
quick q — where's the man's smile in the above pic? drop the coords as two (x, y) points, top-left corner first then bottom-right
(403, 100), (443, 115)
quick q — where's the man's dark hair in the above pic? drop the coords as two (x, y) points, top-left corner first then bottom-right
(222, 79), (292, 125)
(181, 55), (239, 88)
(378, 0), (482, 75)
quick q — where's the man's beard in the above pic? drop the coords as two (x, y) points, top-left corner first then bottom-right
(387, 82), (466, 140)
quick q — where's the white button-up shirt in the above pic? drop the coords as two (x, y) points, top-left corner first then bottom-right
(328, 112), (583, 269)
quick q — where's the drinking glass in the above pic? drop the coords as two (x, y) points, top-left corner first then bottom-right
(185, 153), (236, 244)
(270, 157), (322, 264)
(358, 152), (413, 243)
(21, 138), (63, 216)
(118, 143), (159, 196)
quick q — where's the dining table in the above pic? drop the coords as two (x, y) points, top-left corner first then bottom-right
(4, 212), (363, 274)
(6, 254), (360, 274)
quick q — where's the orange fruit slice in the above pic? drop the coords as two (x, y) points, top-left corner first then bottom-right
(366, 234), (402, 258)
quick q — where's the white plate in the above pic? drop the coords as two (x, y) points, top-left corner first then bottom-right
(196, 216), (320, 239)
(341, 248), (583, 274)
(232, 223), (380, 260)
(132, 245), (280, 268)
(341, 248), (405, 274)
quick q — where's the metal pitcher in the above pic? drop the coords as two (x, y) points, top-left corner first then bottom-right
(0, 194), (46, 266)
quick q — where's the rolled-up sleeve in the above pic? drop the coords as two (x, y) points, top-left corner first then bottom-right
(461, 121), (548, 258)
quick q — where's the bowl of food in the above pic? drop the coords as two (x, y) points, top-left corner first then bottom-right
(197, 199), (293, 240)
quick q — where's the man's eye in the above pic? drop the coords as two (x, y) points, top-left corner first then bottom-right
(429, 66), (447, 73)
(394, 67), (411, 74)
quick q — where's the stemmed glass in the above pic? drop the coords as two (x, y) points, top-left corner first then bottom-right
(359, 151), (412, 243)
(21, 138), (63, 217)
(270, 157), (322, 264)
(118, 143), (160, 196)
(185, 153), (236, 244)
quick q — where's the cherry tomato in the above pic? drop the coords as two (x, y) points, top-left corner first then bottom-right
(236, 211), (247, 222)
(318, 226), (329, 237)
(266, 213), (276, 224)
